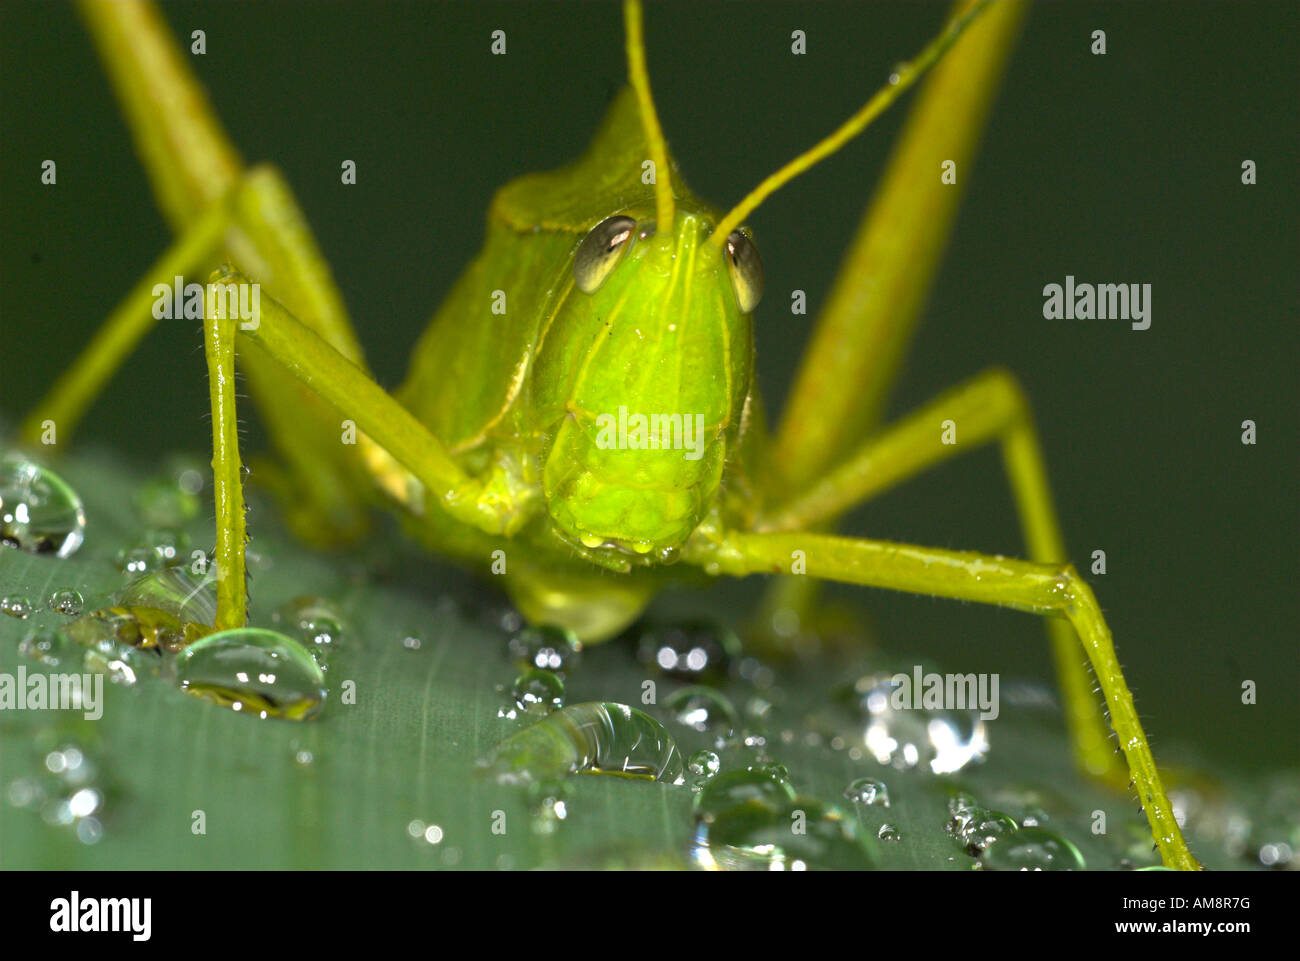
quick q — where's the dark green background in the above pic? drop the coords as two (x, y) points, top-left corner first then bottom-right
(2, 1), (1296, 776)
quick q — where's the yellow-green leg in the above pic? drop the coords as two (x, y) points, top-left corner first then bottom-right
(759, 367), (1116, 783)
(208, 267), (529, 540)
(76, 0), (373, 544)
(18, 193), (233, 447)
(202, 279), (246, 631)
(192, 263), (537, 631)
(769, 0), (1028, 493)
(686, 529), (1200, 871)
(756, 1), (1027, 638)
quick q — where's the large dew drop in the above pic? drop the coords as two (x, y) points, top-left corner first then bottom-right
(692, 798), (872, 871)
(665, 685), (739, 734)
(0, 453), (86, 557)
(853, 674), (989, 774)
(479, 702), (684, 785)
(981, 827), (1085, 871)
(118, 567), (217, 628)
(175, 628), (327, 720)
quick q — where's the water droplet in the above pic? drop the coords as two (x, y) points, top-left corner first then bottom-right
(275, 596), (345, 668)
(844, 776), (891, 808)
(19, 627), (75, 666)
(8, 734), (109, 844)
(118, 566), (216, 628)
(1020, 806), (1050, 828)
(134, 474), (200, 528)
(138, 528), (189, 567)
(66, 605), (206, 654)
(175, 628), (327, 720)
(512, 668), (565, 715)
(688, 750), (721, 778)
(665, 686), (739, 733)
(402, 635), (422, 651)
(877, 823), (901, 842)
(0, 453), (86, 557)
(83, 635), (158, 685)
(507, 624), (582, 672)
(479, 702), (683, 785)
(1, 594), (36, 619)
(749, 761), (789, 782)
(695, 768), (796, 820)
(1243, 774), (1299, 868)
(853, 674), (988, 773)
(1259, 842), (1294, 868)
(115, 545), (159, 575)
(692, 798), (871, 870)
(636, 619), (739, 682)
(951, 807), (1018, 855)
(47, 588), (84, 617)
(947, 789), (980, 815)
(981, 827), (1085, 871)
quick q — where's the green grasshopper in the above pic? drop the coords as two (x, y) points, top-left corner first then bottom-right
(19, 0), (1198, 868)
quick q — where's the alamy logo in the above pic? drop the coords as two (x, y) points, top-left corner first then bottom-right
(50, 891), (151, 941)
(1042, 275), (1151, 330)
(0, 667), (102, 720)
(889, 666), (1000, 721)
(153, 274), (260, 329)
(594, 406), (707, 461)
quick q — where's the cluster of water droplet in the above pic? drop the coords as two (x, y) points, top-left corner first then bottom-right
(941, 790), (1086, 870)
(496, 624), (580, 719)
(5, 733), (109, 846)
(2, 452), (334, 722)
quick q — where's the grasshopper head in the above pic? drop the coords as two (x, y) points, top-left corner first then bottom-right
(534, 209), (760, 560)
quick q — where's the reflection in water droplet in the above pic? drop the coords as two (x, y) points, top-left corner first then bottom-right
(19, 627), (75, 666)
(855, 675), (988, 774)
(47, 589), (84, 617)
(507, 624), (582, 673)
(695, 769), (796, 820)
(754, 759), (790, 779)
(118, 566), (217, 629)
(688, 750), (721, 778)
(981, 827), (1085, 870)
(0, 453), (86, 557)
(512, 668), (565, 715)
(692, 798), (871, 870)
(275, 596), (346, 671)
(1, 594), (36, 619)
(479, 702), (683, 785)
(134, 474), (200, 529)
(115, 546), (159, 575)
(66, 605), (207, 654)
(175, 628), (327, 720)
(844, 776), (891, 808)
(666, 686), (739, 734)
(636, 619), (739, 682)
(951, 807), (1018, 855)
(83, 635), (160, 686)
(7, 735), (108, 845)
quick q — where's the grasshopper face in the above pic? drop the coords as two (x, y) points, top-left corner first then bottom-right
(535, 210), (756, 560)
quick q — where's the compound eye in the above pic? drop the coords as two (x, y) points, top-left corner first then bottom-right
(574, 215), (636, 293)
(724, 228), (764, 313)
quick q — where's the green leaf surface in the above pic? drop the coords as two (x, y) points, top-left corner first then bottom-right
(0, 446), (1292, 870)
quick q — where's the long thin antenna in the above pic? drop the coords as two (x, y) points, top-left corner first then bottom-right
(624, 0), (675, 231)
(711, 0), (992, 245)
